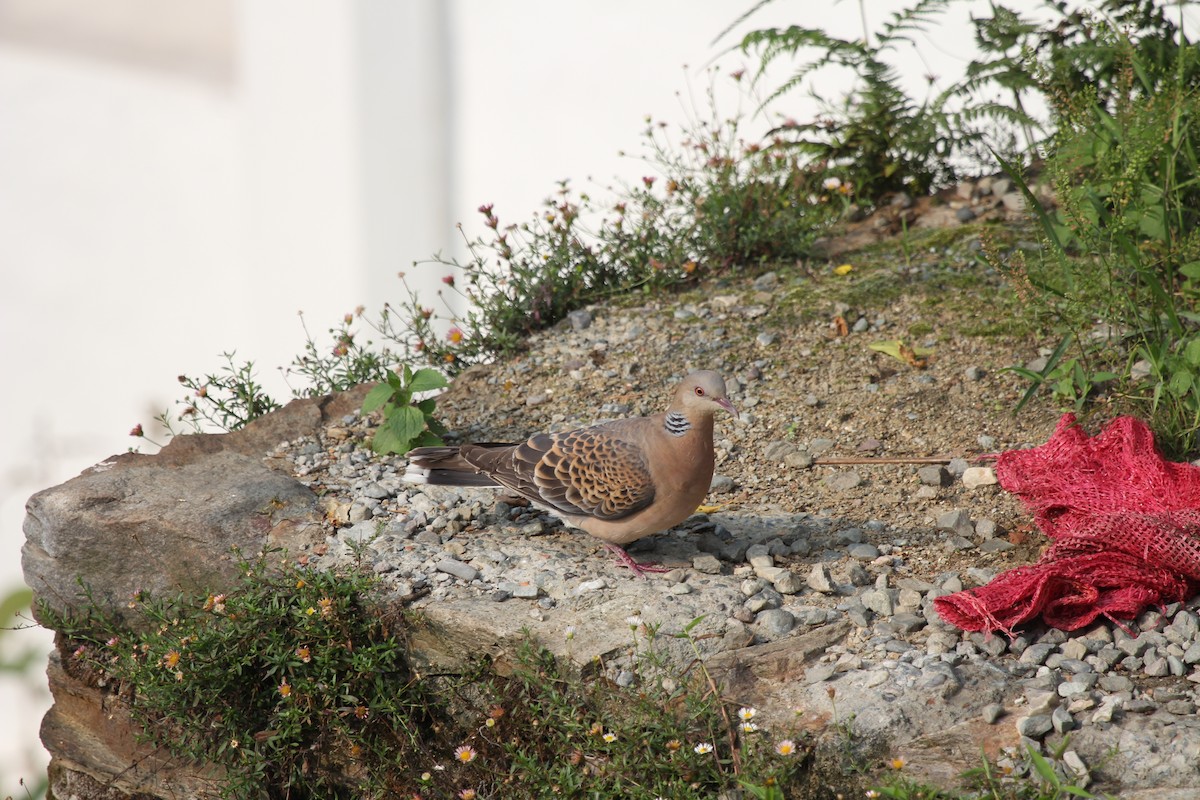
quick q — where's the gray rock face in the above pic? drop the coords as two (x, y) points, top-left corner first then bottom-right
(24, 405), (332, 628)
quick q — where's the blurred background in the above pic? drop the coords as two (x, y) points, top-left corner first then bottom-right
(0, 0), (1103, 792)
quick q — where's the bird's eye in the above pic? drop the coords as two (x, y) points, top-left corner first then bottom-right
(695, 386), (706, 396)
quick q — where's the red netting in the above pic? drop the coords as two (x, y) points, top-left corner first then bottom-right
(933, 414), (1200, 633)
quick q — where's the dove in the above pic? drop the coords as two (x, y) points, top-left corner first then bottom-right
(403, 371), (737, 574)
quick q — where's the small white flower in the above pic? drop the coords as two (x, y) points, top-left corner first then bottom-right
(823, 176), (842, 191)
(741, 722), (760, 733)
(565, 625), (576, 640)
(694, 742), (714, 754)
(737, 706), (757, 721)
(625, 615), (644, 630)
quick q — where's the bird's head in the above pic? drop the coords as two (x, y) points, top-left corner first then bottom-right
(674, 370), (739, 420)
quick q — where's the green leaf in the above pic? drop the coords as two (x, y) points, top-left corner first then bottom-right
(1184, 338), (1200, 367)
(408, 368), (448, 394)
(1026, 744), (1059, 785)
(411, 430), (444, 448)
(417, 397), (438, 414)
(1179, 261), (1200, 281)
(373, 405), (427, 454)
(1167, 368), (1195, 398)
(361, 383), (395, 414)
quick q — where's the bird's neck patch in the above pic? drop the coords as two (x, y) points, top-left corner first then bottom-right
(664, 411), (692, 437)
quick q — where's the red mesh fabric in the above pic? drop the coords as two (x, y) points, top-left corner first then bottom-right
(933, 414), (1200, 633)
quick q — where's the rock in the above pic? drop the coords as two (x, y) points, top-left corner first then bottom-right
(983, 703), (1005, 724)
(692, 554), (723, 574)
(1017, 714), (1053, 739)
(567, 308), (594, 330)
(807, 563), (836, 594)
(861, 588), (895, 617)
(848, 543), (880, 561)
(936, 509), (975, 538)
(825, 471), (863, 490)
(917, 465), (950, 487)
(710, 474), (736, 493)
(24, 449), (324, 627)
(752, 608), (795, 639)
(961, 467), (998, 489)
(773, 571), (805, 595)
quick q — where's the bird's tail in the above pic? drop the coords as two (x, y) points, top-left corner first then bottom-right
(404, 446), (500, 487)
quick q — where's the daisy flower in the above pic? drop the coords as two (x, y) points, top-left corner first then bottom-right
(694, 742), (714, 755)
(738, 707), (757, 721)
(454, 745), (477, 764)
(775, 739), (797, 756)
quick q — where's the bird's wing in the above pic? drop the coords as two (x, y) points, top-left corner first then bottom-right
(463, 424), (655, 520)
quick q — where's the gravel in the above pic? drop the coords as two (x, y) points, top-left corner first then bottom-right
(263, 258), (1200, 793)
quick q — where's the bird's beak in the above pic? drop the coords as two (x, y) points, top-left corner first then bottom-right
(717, 397), (739, 420)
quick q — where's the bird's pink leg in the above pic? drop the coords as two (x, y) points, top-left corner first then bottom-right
(603, 543), (671, 578)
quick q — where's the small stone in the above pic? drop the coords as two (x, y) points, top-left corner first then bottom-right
(955, 206), (977, 222)
(1051, 706), (1074, 734)
(848, 543), (880, 561)
(753, 608), (795, 638)
(982, 704), (1005, 724)
(574, 578), (608, 595)
(936, 509), (975, 538)
(692, 554), (723, 574)
(861, 588), (895, 617)
(945, 535), (976, 551)
(756, 332), (778, 348)
(965, 366), (986, 381)
(807, 563), (835, 594)
(917, 466), (950, 487)
(746, 544), (774, 569)
(1020, 643), (1055, 666)
(962, 467), (998, 489)
(1016, 714), (1053, 739)
(825, 471), (863, 490)
(668, 582), (693, 595)
(567, 308), (593, 330)
(710, 474), (736, 493)
(435, 558), (479, 582)
(773, 571), (804, 595)
(1144, 656), (1170, 677)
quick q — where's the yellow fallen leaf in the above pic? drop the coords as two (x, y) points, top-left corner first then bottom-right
(868, 340), (934, 368)
(695, 504), (723, 514)
(833, 263), (854, 275)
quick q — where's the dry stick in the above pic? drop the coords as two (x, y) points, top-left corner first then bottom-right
(811, 454), (998, 466)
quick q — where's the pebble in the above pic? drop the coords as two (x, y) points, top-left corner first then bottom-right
(267, 348), (1200, 794)
(436, 558), (479, 582)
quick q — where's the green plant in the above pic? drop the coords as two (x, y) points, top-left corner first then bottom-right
(44, 553), (439, 799)
(282, 310), (392, 398)
(485, 615), (809, 799)
(379, 72), (838, 374)
(994, 21), (1200, 455)
(729, 0), (1040, 203)
(361, 364), (448, 454)
(150, 352), (282, 436)
(873, 742), (1099, 799)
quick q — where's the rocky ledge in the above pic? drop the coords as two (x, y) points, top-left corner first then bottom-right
(23, 249), (1200, 799)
